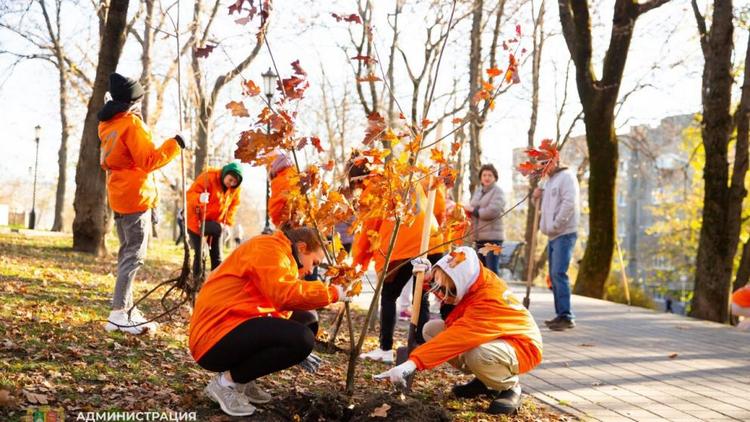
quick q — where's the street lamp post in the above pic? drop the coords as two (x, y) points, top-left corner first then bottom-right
(261, 67), (276, 234)
(29, 125), (41, 230)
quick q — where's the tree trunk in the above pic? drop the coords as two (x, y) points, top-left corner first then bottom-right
(522, 0), (545, 280)
(72, 0), (130, 255)
(467, 0), (483, 195)
(52, 59), (69, 232)
(574, 118), (618, 298)
(691, 0), (744, 323)
(139, 0), (155, 123)
(735, 240), (750, 291)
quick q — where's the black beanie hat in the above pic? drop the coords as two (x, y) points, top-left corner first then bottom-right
(109, 72), (145, 102)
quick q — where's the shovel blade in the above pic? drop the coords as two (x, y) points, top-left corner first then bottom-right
(395, 346), (409, 365)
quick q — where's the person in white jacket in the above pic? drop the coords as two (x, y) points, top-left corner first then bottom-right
(533, 160), (580, 331)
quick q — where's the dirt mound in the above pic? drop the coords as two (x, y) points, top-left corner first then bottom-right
(257, 390), (452, 421)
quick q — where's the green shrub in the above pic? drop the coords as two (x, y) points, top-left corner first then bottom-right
(603, 272), (656, 310)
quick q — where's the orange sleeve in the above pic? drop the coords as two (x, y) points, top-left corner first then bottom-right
(225, 187), (241, 226)
(350, 217), (381, 269)
(250, 245), (338, 311)
(409, 301), (510, 371)
(125, 118), (180, 172)
(732, 286), (750, 308)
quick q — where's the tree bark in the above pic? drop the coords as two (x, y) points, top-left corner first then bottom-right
(467, 0), (483, 195)
(71, 0), (130, 255)
(735, 239), (750, 291)
(522, 0), (545, 280)
(139, 0), (154, 123)
(691, 0), (748, 322)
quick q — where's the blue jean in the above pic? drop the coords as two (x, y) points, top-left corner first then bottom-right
(548, 232), (577, 320)
(475, 240), (503, 275)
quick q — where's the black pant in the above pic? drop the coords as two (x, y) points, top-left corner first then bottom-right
(189, 221), (223, 277)
(379, 254), (442, 350)
(197, 311), (318, 383)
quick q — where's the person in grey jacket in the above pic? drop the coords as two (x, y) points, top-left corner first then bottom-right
(533, 160), (580, 331)
(465, 164), (505, 275)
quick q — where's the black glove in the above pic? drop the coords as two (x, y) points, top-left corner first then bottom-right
(174, 134), (186, 149)
(298, 352), (322, 373)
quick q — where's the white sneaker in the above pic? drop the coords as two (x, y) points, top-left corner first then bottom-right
(205, 375), (256, 416)
(359, 348), (394, 363)
(104, 310), (157, 335)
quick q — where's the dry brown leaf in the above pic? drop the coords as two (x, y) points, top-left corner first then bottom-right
(578, 343), (595, 347)
(370, 403), (391, 418)
(0, 389), (14, 407)
(23, 390), (48, 405)
(668, 353), (678, 359)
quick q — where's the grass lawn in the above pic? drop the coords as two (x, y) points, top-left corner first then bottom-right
(0, 231), (570, 421)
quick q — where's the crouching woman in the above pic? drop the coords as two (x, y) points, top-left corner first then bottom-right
(189, 227), (347, 416)
(375, 246), (542, 415)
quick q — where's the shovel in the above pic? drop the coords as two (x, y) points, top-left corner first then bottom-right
(395, 182), (437, 388)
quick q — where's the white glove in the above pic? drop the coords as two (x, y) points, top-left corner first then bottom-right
(411, 257), (431, 274)
(199, 192), (210, 204)
(373, 360), (417, 389)
(334, 284), (350, 302)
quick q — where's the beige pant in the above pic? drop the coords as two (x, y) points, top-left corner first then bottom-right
(731, 304), (750, 331)
(423, 319), (519, 391)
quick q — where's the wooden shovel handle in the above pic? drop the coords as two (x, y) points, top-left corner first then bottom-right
(410, 182), (437, 326)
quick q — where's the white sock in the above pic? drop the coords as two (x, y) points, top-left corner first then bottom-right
(218, 372), (236, 388)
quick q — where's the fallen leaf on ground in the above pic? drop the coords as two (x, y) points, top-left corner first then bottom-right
(578, 343), (595, 347)
(668, 353), (678, 359)
(0, 389), (14, 407)
(23, 390), (48, 405)
(370, 403), (391, 417)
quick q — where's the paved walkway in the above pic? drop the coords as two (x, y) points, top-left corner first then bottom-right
(351, 279), (750, 421)
(520, 287), (750, 421)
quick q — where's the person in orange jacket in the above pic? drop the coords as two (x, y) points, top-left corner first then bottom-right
(375, 246), (543, 415)
(731, 285), (750, 331)
(268, 151), (296, 229)
(189, 227), (348, 416)
(186, 162), (243, 278)
(99, 72), (183, 335)
(353, 172), (444, 364)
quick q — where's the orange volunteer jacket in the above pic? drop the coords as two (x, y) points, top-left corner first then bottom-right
(269, 166), (296, 227)
(732, 286), (750, 308)
(186, 168), (241, 234)
(188, 231), (339, 361)
(351, 177), (444, 273)
(99, 112), (180, 214)
(410, 260), (543, 374)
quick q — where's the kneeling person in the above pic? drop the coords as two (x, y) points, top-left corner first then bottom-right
(189, 227), (347, 416)
(375, 247), (543, 415)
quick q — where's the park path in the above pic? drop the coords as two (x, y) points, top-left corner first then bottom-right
(520, 287), (750, 421)
(352, 280), (750, 421)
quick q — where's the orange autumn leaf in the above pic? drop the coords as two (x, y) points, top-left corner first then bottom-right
(478, 243), (503, 256)
(486, 67), (502, 78)
(430, 148), (446, 165)
(357, 73), (382, 83)
(226, 100), (249, 117)
(322, 160), (335, 171)
(348, 279), (363, 297)
(366, 229), (381, 254)
(448, 251), (466, 268)
(421, 118), (433, 128)
(451, 117), (463, 124)
(450, 141), (461, 155)
(351, 55), (377, 65)
(242, 80), (261, 96)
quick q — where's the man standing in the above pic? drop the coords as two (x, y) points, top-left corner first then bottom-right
(534, 161), (580, 331)
(99, 72), (183, 334)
